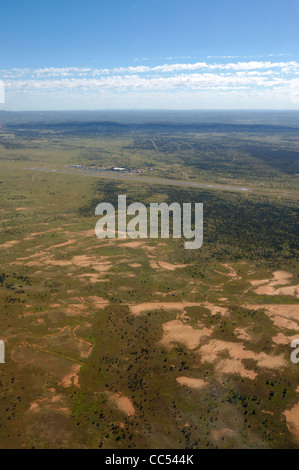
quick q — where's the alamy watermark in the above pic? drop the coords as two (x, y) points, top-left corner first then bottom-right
(291, 339), (299, 364)
(95, 195), (203, 249)
(0, 339), (5, 363)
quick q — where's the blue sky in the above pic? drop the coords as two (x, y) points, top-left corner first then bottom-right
(0, 0), (298, 109)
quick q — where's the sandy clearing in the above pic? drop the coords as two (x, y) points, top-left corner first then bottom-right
(115, 240), (157, 252)
(216, 358), (257, 380)
(109, 393), (135, 417)
(28, 402), (41, 413)
(251, 271), (299, 298)
(257, 354), (286, 369)
(25, 261), (43, 267)
(0, 240), (19, 249)
(31, 253), (113, 272)
(72, 255), (112, 272)
(44, 259), (72, 266)
(28, 391), (71, 416)
(271, 315), (299, 331)
(235, 327), (251, 341)
(221, 264), (240, 279)
(65, 304), (87, 317)
(86, 296), (110, 308)
(58, 364), (81, 388)
(161, 320), (213, 350)
(198, 339), (286, 380)
(272, 332), (299, 345)
(77, 273), (108, 284)
(71, 255), (93, 267)
(51, 240), (76, 249)
(250, 279), (268, 287)
(284, 402), (299, 445)
(160, 290), (178, 297)
(246, 304), (299, 322)
(150, 260), (161, 270)
(16, 251), (49, 261)
(130, 301), (228, 317)
(204, 302), (228, 317)
(158, 261), (188, 271)
(176, 376), (207, 389)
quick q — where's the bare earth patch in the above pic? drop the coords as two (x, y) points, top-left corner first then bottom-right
(0, 240), (19, 249)
(176, 376), (207, 389)
(109, 393), (135, 417)
(130, 301), (228, 316)
(150, 260), (161, 270)
(86, 296), (110, 308)
(158, 261), (188, 271)
(221, 264), (240, 280)
(284, 402), (299, 445)
(235, 327), (251, 341)
(272, 332), (299, 345)
(246, 304), (299, 332)
(198, 339), (286, 380)
(161, 320), (213, 350)
(58, 364), (81, 388)
(271, 316), (299, 331)
(77, 273), (108, 284)
(28, 402), (41, 413)
(51, 240), (76, 249)
(65, 304), (87, 317)
(246, 304), (299, 321)
(204, 302), (228, 316)
(250, 271), (299, 298)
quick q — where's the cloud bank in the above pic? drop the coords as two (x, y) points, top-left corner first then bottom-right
(1, 59), (298, 109)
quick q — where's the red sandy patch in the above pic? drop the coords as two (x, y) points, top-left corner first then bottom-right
(250, 271), (299, 298)
(109, 393), (135, 417)
(161, 319), (213, 350)
(158, 261), (188, 271)
(58, 363), (81, 388)
(284, 401), (299, 445)
(176, 376), (207, 389)
(198, 339), (286, 380)
(0, 240), (19, 249)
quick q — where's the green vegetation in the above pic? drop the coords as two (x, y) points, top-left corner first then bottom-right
(0, 111), (298, 449)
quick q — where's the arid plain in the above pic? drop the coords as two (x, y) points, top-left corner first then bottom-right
(0, 112), (298, 448)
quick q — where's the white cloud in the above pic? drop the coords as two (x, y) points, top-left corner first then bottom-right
(2, 60), (298, 79)
(1, 58), (299, 109)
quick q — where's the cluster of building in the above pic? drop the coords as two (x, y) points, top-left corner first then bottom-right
(68, 165), (141, 174)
